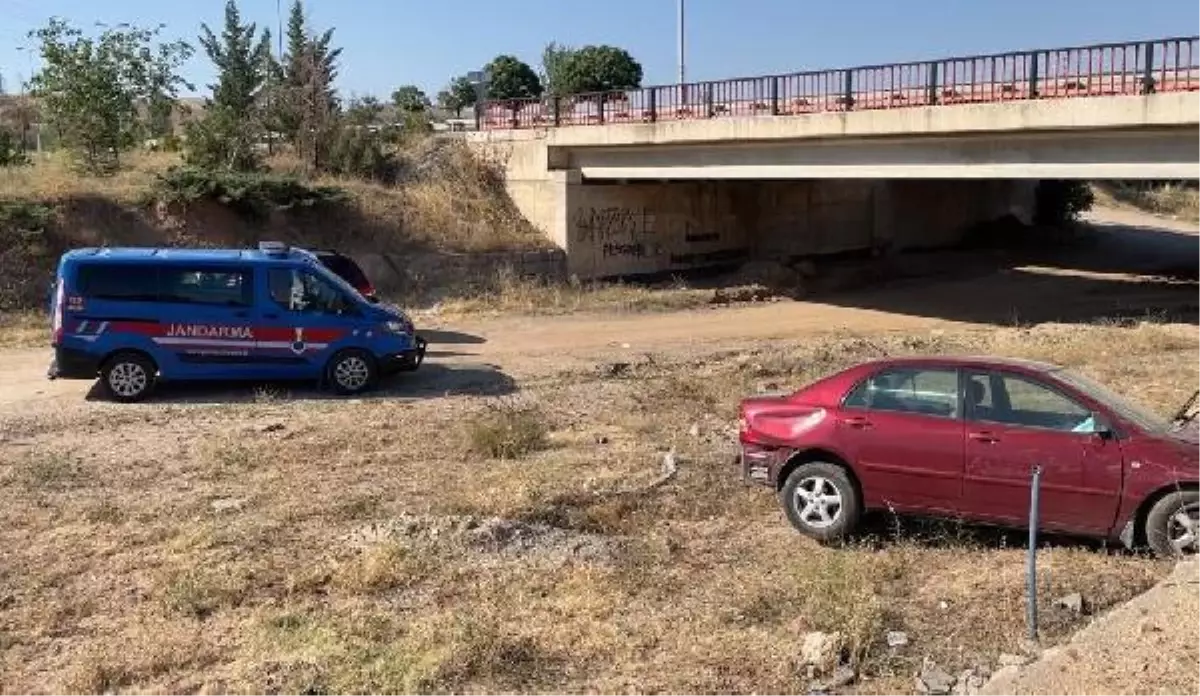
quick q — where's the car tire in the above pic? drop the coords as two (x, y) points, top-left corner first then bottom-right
(326, 349), (379, 396)
(780, 461), (861, 543)
(100, 351), (158, 403)
(1145, 489), (1199, 557)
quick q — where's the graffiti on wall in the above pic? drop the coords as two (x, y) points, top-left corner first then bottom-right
(572, 202), (743, 265)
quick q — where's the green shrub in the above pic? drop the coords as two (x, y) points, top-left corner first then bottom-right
(0, 128), (30, 167)
(152, 166), (347, 222)
(327, 127), (399, 183)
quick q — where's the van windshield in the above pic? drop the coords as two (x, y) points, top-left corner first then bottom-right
(309, 261), (367, 304)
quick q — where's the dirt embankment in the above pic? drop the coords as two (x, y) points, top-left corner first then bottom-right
(0, 140), (545, 310)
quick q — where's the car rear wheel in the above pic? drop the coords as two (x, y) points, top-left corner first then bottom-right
(100, 351), (157, 403)
(1145, 490), (1199, 557)
(780, 461), (861, 543)
(327, 349), (379, 396)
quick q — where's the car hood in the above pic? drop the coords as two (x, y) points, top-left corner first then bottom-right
(368, 303), (414, 325)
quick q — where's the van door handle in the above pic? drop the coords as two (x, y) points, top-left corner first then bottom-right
(233, 311), (249, 318)
(263, 313), (279, 319)
(842, 416), (873, 429)
(969, 431), (999, 444)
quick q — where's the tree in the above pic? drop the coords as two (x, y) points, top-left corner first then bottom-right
(187, 0), (273, 170)
(199, 1), (272, 118)
(542, 43), (642, 97)
(28, 18), (192, 173)
(344, 95), (383, 127)
(483, 55), (542, 100)
(540, 41), (573, 97)
(437, 75), (477, 117)
(391, 84), (429, 113)
(269, 0), (341, 150)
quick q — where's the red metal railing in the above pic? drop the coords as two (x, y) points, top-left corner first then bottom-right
(479, 36), (1199, 130)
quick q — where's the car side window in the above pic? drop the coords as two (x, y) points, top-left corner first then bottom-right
(968, 371), (1095, 433)
(268, 268), (350, 315)
(159, 267), (252, 307)
(844, 368), (960, 419)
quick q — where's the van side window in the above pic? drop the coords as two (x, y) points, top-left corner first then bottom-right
(268, 268), (349, 314)
(159, 267), (252, 307)
(76, 264), (159, 302)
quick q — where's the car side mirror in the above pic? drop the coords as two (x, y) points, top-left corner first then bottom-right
(1092, 418), (1115, 440)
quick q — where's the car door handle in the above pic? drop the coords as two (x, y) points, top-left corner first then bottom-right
(842, 416), (873, 429)
(233, 310), (249, 318)
(968, 431), (999, 444)
(263, 313), (279, 319)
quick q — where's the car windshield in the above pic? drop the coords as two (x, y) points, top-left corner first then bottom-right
(1052, 368), (1172, 433)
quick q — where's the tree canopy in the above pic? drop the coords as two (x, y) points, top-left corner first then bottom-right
(437, 75), (477, 116)
(542, 43), (643, 97)
(483, 55), (542, 100)
(28, 18), (192, 172)
(391, 85), (430, 113)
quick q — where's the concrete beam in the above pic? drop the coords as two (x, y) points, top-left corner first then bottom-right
(571, 127), (1199, 180)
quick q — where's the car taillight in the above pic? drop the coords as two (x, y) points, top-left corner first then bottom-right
(51, 281), (64, 347)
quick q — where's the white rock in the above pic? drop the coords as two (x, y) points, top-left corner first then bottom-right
(799, 631), (844, 672)
(887, 630), (909, 648)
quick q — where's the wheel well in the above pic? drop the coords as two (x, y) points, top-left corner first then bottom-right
(1130, 481), (1199, 546)
(100, 348), (158, 372)
(776, 448), (863, 504)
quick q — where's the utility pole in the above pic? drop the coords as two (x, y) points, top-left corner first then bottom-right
(677, 0), (686, 85)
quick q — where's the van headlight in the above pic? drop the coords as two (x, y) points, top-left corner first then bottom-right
(383, 319), (413, 335)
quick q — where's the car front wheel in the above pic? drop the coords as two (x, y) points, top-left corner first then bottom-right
(1145, 490), (1199, 557)
(327, 349), (379, 396)
(780, 461), (861, 543)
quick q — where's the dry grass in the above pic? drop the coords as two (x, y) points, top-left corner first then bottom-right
(0, 310), (45, 349)
(435, 267), (763, 317)
(0, 151), (179, 204)
(0, 320), (1193, 693)
(1092, 182), (1200, 222)
(463, 399), (551, 459)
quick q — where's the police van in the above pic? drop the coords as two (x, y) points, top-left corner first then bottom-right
(47, 242), (426, 402)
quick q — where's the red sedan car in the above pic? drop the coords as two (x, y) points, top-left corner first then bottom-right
(739, 356), (1199, 556)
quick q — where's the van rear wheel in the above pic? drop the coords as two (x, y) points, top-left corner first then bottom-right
(101, 351), (157, 403)
(327, 349), (378, 396)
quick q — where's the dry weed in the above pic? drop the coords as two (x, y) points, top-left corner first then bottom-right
(463, 399), (550, 459)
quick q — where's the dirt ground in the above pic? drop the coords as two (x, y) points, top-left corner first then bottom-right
(0, 207), (1196, 694)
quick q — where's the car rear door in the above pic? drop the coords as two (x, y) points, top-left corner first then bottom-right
(961, 369), (1123, 534)
(836, 366), (965, 514)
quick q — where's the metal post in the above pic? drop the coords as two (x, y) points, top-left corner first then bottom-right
(705, 84), (714, 118)
(1026, 464), (1042, 642)
(597, 94), (606, 124)
(552, 96), (561, 127)
(1028, 51), (1040, 98)
(927, 62), (940, 105)
(677, 0), (686, 85)
(647, 88), (657, 123)
(770, 77), (780, 115)
(843, 70), (854, 109)
(1141, 41), (1156, 94)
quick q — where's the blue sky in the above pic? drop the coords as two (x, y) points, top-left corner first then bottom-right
(1, 0), (1196, 99)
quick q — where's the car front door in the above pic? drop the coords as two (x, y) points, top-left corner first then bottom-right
(837, 366), (964, 515)
(154, 265), (259, 377)
(253, 265), (364, 377)
(962, 370), (1124, 535)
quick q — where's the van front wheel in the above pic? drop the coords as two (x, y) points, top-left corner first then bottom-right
(327, 349), (378, 396)
(101, 351), (158, 403)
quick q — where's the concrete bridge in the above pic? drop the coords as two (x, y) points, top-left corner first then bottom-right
(467, 37), (1199, 279)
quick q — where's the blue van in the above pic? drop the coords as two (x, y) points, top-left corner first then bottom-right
(47, 242), (426, 402)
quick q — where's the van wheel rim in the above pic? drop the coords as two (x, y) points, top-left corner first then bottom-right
(109, 363), (147, 397)
(334, 356), (369, 390)
(794, 476), (842, 529)
(1168, 502), (1199, 554)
